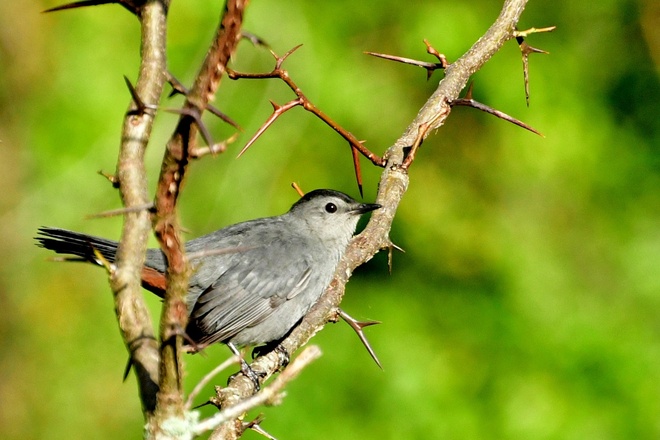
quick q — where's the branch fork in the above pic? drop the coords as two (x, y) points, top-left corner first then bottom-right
(228, 45), (386, 195)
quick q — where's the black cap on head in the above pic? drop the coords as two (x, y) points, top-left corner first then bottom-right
(290, 189), (358, 210)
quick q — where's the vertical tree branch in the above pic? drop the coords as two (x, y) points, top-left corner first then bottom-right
(111, 0), (170, 419)
(149, 0), (248, 431)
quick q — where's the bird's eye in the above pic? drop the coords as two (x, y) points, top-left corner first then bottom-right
(325, 202), (337, 213)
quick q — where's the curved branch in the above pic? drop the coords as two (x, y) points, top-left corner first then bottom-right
(217, 0), (530, 417)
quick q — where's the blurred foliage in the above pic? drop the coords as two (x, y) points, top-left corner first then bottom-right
(1, 0), (658, 439)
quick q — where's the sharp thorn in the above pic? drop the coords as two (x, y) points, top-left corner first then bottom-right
(43, 0), (119, 13)
(122, 356), (133, 382)
(240, 31), (270, 48)
(338, 308), (382, 369)
(291, 182), (305, 197)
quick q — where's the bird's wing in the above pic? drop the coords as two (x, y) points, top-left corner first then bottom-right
(187, 243), (314, 346)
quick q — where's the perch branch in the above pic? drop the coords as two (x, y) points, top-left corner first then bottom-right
(216, 0), (539, 428)
(196, 346), (322, 437)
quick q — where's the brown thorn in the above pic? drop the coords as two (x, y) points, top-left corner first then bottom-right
(166, 70), (187, 98)
(452, 97), (544, 137)
(86, 202), (155, 219)
(518, 41), (549, 107)
(423, 39), (449, 68)
(165, 107), (216, 150)
(520, 43), (550, 56)
(190, 132), (238, 159)
(226, 66), (279, 81)
(123, 356), (133, 382)
(338, 308), (382, 369)
(387, 240), (406, 275)
(305, 104), (384, 167)
(237, 99), (302, 158)
(193, 400), (215, 410)
(92, 246), (114, 274)
(513, 26), (554, 107)
(276, 44), (304, 68)
(400, 102), (449, 170)
(365, 51), (444, 79)
(98, 170), (120, 188)
(388, 247), (393, 275)
(390, 241), (405, 253)
(123, 333), (158, 382)
(513, 26), (557, 38)
(124, 75), (156, 116)
(464, 81), (475, 100)
(206, 104), (241, 131)
(521, 45), (531, 107)
(364, 51), (439, 69)
(401, 121), (431, 170)
(191, 111), (213, 148)
(249, 424), (277, 440)
(291, 182), (305, 197)
(171, 324), (202, 354)
(166, 71), (241, 130)
(243, 415), (276, 440)
(229, 45), (385, 168)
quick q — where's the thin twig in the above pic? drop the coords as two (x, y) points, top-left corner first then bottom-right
(452, 96), (543, 136)
(185, 355), (239, 410)
(86, 202), (154, 219)
(228, 46), (386, 196)
(513, 26), (555, 106)
(150, 0), (247, 426)
(195, 346), (322, 436)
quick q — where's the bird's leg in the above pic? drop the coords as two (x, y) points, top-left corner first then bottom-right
(227, 342), (263, 392)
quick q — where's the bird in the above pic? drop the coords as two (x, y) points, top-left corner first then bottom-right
(35, 189), (380, 378)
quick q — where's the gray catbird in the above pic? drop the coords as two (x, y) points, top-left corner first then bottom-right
(36, 189), (380, 359)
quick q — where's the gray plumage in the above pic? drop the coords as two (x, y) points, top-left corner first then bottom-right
(36, 189), (380, 350)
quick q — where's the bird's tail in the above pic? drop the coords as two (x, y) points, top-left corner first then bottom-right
(35, 227), (119, 267)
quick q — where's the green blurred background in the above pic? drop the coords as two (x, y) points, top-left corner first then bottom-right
(1, 0), (659, 438)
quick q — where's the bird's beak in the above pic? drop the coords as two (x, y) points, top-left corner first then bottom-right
(352, 202), (381, 215)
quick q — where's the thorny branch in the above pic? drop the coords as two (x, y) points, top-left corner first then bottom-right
(228, 46), (386, 195)
(513, 26), (555, 105)
(111, 0), (169, 418)
(451, 82), (543, 137)
(148, 0), (247, 432)
(46, 0), (550, 437)
(216, 0), (549, 436)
